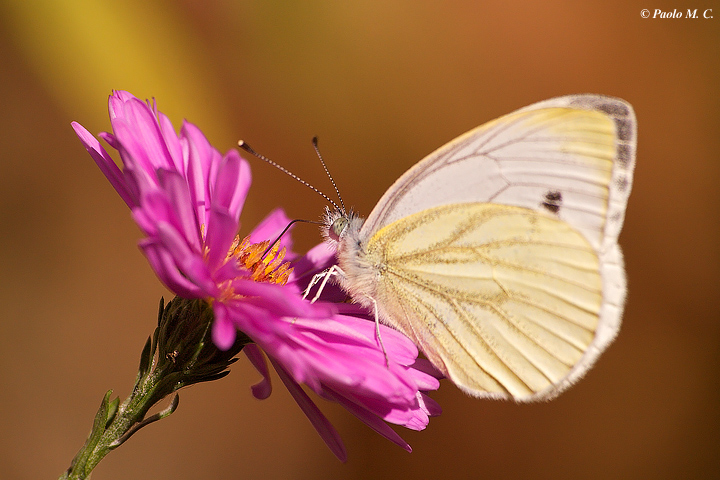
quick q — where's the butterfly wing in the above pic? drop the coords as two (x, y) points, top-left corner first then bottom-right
(350, 95), (635, 400)
(363, 203), (605, 399)
(360, 94), (636, 255)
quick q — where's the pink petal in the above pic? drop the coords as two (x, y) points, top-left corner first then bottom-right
(121, 98), (174, 172)
(157, 111), (184, 173)
(108, 90), (133, 120)
(213, 151), (251, 223)
(418, 393), (442, 417)
(138, 239), (203, 298)
(327, 389), (412, 453)
(111, 119), (159, 189)
(71, 121), (135, 208)
(211, 303), (237, 350)
(231, 280), (334, 319)
(182, 121), (216, 180)
(151, 221), (218, 295)
(204, 206), (240, 271)
(244, 345), (272, 400)
(156, 169), (202, 252)
(248, 208), (293, 253)
(271, 359), (347, 462)
(290, 243), (336, 280)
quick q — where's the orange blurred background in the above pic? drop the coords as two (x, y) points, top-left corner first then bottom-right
(0, 1), (718, 479)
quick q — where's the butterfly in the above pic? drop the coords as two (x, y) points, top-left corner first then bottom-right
(322, 94), (636, 401)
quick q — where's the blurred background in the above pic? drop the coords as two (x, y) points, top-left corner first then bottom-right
(0, 1), (718, 479)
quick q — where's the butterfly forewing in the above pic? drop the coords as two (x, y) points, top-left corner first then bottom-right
(364, 203), (603, 400)
(361, 95), (635, 255)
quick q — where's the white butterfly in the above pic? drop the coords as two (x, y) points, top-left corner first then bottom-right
(322, 94), (636, 401)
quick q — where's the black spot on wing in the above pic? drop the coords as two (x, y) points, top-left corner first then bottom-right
(568, 96), (635, 144)
(541, 190), (562, 213)
(616, 143), (633, 169)
(615, 175), (629, 193)
(614, 118), (634, 143)
(595, 101), (630, 117)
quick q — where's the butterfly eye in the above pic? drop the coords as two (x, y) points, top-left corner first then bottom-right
(329, 216), (349, 241)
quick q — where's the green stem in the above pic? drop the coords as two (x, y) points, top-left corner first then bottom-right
(59, 297), (249, 480)
(59, 360), (180, 480)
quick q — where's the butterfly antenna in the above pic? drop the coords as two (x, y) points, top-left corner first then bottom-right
(312, 136), (346, 214)
(238, 140), (341, 211)
(260, 218), (321, 259)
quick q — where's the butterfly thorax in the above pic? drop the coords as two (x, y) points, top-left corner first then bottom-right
(322, 207), (381, 310)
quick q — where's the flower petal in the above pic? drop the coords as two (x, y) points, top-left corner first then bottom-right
(248, 208), (294, 254)
(139, 239), (204, 298)
(244, 345), (272, 400)
(271, 359), (347, 462)
(211, 302), (237, 350)
(212, 150), (251, 224)
(326, 389), (412, 453)
(230, 280), (334, 320)
(156, 168), (202, 252)
(204, 206), (241, 272)
(71, 121), (135, 208)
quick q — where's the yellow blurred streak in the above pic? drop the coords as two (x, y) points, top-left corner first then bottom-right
(1, 0), (232, 141)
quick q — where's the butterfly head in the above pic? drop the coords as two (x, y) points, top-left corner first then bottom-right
(322, 206), (362, 248)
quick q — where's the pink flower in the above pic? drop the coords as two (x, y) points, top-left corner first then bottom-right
(72, 91), (441, 461)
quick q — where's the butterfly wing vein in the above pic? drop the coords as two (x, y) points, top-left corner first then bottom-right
(366, 203), (602, 400)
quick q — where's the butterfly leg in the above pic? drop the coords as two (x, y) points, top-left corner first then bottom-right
(364, 295), (390, 367)
(302, 270), (326, 300)
(303, 265), (343, 303)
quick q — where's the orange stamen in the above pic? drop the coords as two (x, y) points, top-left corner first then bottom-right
(231, 236), (294, 285)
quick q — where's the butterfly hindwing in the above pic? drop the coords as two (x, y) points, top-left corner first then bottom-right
(363, 203), (603, 400)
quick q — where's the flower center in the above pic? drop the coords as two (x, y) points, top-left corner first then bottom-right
(230, 236), (293, 285)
